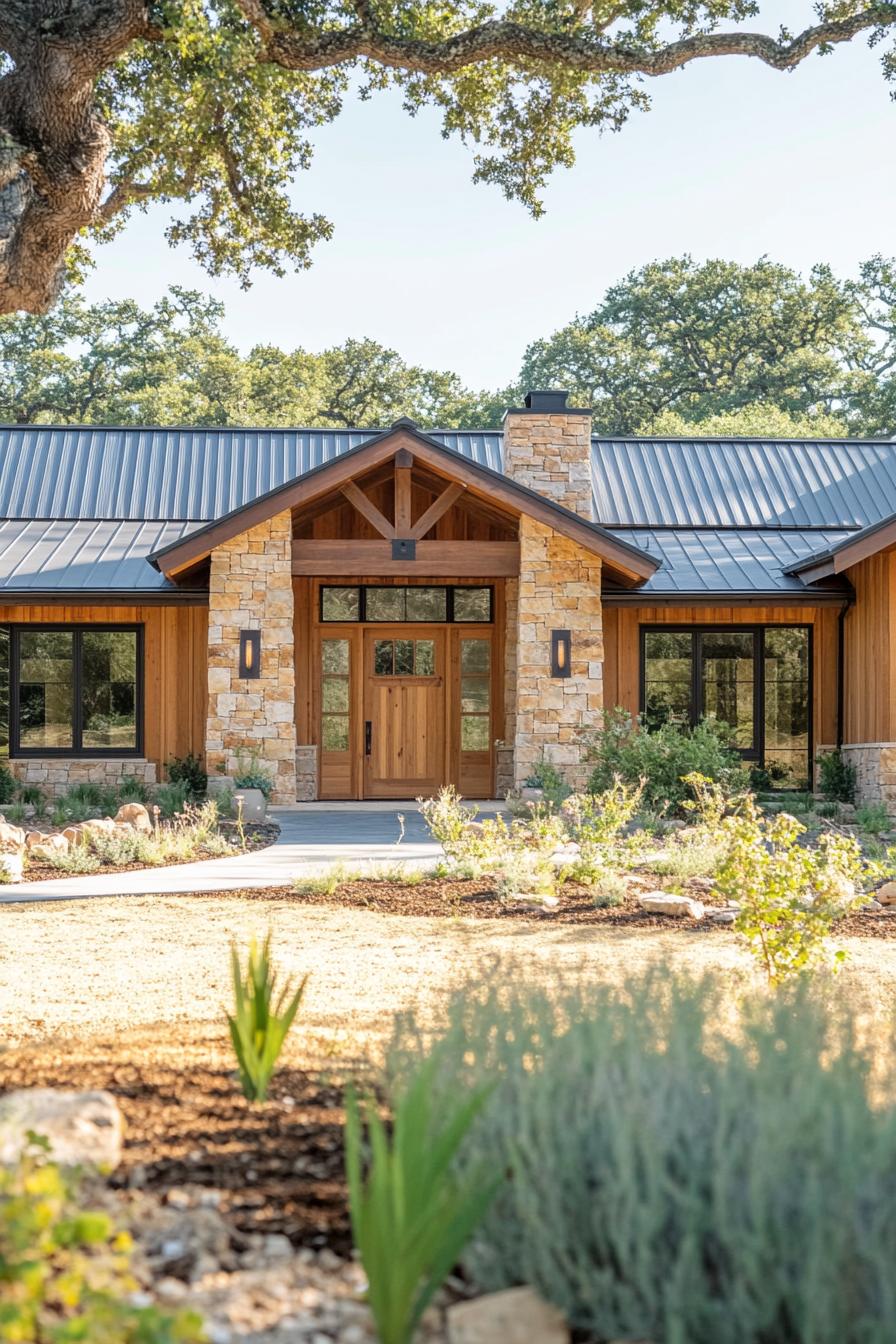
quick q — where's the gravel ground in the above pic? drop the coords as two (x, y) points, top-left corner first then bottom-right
(6, 893), (896, 1061)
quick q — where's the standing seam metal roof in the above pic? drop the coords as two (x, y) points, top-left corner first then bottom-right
(0, 425), (891, 593)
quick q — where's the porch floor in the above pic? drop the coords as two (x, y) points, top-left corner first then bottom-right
(0, 803), (507, 905)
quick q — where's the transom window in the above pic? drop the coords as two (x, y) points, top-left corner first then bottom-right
(2, 626), (142, 757)
(320, 585), (492, 623)
(641, 625), (811, 789)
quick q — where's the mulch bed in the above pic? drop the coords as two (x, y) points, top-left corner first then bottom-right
(20, 820), (279, 883)
(190, 874), (896, 938)
(0, 1036), (352, 1254)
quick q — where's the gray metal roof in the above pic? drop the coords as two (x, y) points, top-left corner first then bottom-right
(591, 437), (896, 529)
(0, 519), (202, 593)
(0, 423), (890, 594)
(607, 528), (855, 596)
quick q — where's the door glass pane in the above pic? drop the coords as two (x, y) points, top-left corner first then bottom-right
(701, 631), (755, 749)
(321, 639), (350, 754)
(453, 588), (491, 622)
(367, 587), (405, 621)
(82, 631), (138, 750)
(321, 587), (360, 621)
(414, 640), (435, 675)
(764, 627), (810, 788)
(374, 640), (393, 675)
(460, 639), (490, 674)
(18, 631), (74, 749)
(406, 587), (447, 621)
(460, 639), (490, 755)
(461, 716), (490, 751)
(395, 639), (414, 675)
(643, 631), (693, 729)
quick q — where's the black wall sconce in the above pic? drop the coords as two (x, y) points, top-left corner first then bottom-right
(238, 629), (261, 679)
(550, 629), (572, 679)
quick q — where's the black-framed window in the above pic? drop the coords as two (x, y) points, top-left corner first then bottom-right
(320, 585), (493, 623)
(640, 625), (811, 789)
(8, 625), (143, 757)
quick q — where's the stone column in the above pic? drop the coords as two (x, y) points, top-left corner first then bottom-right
(503, 391), (602, 792)
(206, 510), (297, 805)
(512, 517), (603, 791)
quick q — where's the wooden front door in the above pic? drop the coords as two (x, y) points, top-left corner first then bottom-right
(363, 627), (446, 797)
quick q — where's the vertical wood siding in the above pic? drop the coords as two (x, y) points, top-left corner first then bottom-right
(843, 554), (896, 744)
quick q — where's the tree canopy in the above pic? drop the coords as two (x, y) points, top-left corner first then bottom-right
(4, 254), (896, 436)
(1, 3), (896, 313)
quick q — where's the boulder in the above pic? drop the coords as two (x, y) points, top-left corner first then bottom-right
(639, 891), (705, 919)
(78, 818), (117, 845)
(876, 881), (896, 906)
(0, 1089), (122, 1169)
(0, 852), (23, 882)
(0, 821), (25, 852)
(448, 1287), (570, 1344)
(25, 830), (45, 850)
(62, 824), (86, 847)
(709, 908), (738, 925)
(30, 834), (70, 861)
(115, 802), (153, 834)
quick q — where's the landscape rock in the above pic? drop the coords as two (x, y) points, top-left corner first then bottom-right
(79, 817), (117, 841)
(0, 820), (25, 851)
(0, 1088), (123, 1168)
(709, 908), (738, 924)
(115, 802), (153, 834)
(638, 891), (705, 919)
(447, 1286), (569, 1344)
(30, 833), (70, 861)
(25, 830), (46, 849)
(0, 852), (23, 881)
(862, 899), (884, 913)
(63, 824), (86, 846)
(876, 881), (896, 905)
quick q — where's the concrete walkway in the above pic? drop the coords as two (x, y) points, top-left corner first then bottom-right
(0, 802), (504, 905)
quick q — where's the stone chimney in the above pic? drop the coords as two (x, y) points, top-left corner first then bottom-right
(498, 389), (602, 794)
(502, 389), (593, 519)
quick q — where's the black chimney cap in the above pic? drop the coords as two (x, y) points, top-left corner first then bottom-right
(524, 389), (569, 412)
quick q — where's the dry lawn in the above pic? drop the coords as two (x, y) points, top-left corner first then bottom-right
(5, 893), (896, 1068)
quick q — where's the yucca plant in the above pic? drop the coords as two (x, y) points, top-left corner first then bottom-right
(227, 933), (308, 1102)
(345, 1053), (498, 1344)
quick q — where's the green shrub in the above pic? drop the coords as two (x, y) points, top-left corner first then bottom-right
(0, 1135), (204, 1342)
(590, 871), (628, 907)
(716, 799), (866, 985)
(652, 830), (727, 882)
(166, 751), (207, 800)
(346, 1050), (498, 1344)
(857, 801), (890, 835)
(15, 782), (45, 812)
(227, 933), (307, 1102)
(522, 759), (570, 806)
(154, 779), (190, 818)
(817, 748), (857, 803)
(117, 776), (151, 804)
(45, 848), (102, 874)
(52, 782), (120, 823)
(582, 709), (743, 816)
(559, 779), (643, 884)
(388, 969), (896, 1344)
(233, 747), (274, 800)
(0, 763), (15, 805)
(418, 786), (478, 860)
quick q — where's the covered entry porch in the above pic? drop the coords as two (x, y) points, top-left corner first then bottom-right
(148, 420), (656, 803)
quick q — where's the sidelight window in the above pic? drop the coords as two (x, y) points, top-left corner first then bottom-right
(9, 626), (141, 756)
(641, 625), (810, 788)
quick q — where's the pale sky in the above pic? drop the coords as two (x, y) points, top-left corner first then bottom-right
(84, 2), (896, 389)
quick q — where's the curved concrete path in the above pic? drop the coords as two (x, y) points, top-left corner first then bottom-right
(0, 805), (464, 905)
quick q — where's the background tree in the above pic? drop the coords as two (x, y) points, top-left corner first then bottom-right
(2, 3), (896, 313)
(519, 257), (867, 434)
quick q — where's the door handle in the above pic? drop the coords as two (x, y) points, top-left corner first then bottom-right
(365, 720), (372, 756)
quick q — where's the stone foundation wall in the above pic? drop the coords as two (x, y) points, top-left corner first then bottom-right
(206, 510), (297, 805)
(839, 742), (896, 814)
(9, 757), (157, 798)
(296, 744), (318, 802)
(511, 517), (603, 791)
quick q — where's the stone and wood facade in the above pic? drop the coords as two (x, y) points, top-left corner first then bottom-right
(4, 393), (896, 808)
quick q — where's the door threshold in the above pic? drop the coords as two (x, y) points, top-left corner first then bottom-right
(272, 799), (509, 813)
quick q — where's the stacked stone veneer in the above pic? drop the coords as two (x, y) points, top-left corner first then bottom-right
(503, 401), (602, 792)
(9, 757), (157, 798)
(206, 511), (297, 805)
(503, 406), (593, 517)
(839, 743), (896, 815)
(511, 517), (603, 791)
